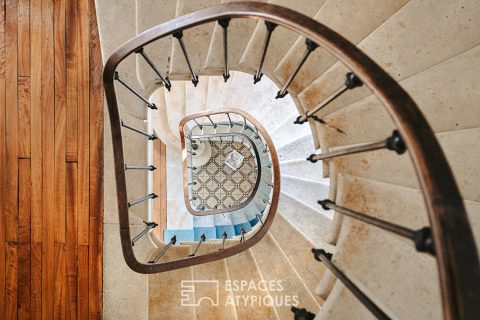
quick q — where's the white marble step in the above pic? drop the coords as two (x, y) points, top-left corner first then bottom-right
(281, 175), (330, 216)
(166, 199), (193, 230)
(269, 115), (311, 150)
(329, 127), (480, 202)
(205, 75), (232, 110)
(280, 158), (324, 182)
(327, 173), (440, 319)
(269, 213), (326, 306)
(276, 134), (316, 162)
(316, 44), (480, 151)
(169, 0), (221, 79)
(191, 243), (238, 320)
(238, 0), (327, 82)
(278, 191), (331, 247)
(135, 0), (177, 90)
(204, 0), (269, 74)
(298, 0), (480, 118)
(251, 233), (321, 319)
(225, 248), (279, 319)
(272, 0), (408, 96)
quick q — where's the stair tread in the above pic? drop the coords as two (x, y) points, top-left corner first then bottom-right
(269, 214), (326, 306)
(251, 233), (321, 319)
(298, 0), (480, 118)
(272, 0), (408, 96)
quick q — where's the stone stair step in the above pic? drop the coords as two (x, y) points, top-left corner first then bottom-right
(269, 214), (326, 306)
(238, 0), (326, 82)
(270, 115), (311, 150)
(136, 0), (177, 90)
(328, 173), (441, 319)
(317, 44), (480, 151)
(250, 233), (321, 319)
(191, 243), (238, 320)
(276, 134), (316, 162)
(278, 191), (331, 247)
(151, 87), (181, 148)
(204, 0), (268, 74)
(169, 0), (221, 78)
(272, 0), (408, 96)
(279, 158), (324, 182)
(186, 79), (209, 115)
(281, 175), (330, 217)
(298, 0), (480, 118)
(329, 127), (480, 202)
(205, 75), (232, 110)
(225, 249), (279, 319)
(149, 245), (196, 320)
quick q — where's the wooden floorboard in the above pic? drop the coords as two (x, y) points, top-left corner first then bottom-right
(0, 0), (104, 318)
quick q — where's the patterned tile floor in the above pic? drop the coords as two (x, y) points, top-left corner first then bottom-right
(191, 141), (257, 210)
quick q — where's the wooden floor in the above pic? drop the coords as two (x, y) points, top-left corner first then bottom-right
(0, 0), (103, 319)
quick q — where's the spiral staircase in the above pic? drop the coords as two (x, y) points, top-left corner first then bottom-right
(97, 1), (480, 319)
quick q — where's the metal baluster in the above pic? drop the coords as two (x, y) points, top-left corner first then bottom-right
(263, 199), (270, 205)
(188, 234), (206, 257)
(318, 199), (434, 254)
(227, 113), (233, 128)
(240, 228), (246, 243)
(125, 165), (156, 171)
(187, 166), (197, 170)
(254, 21), (277, 84)
(128, 193), (158, 208)
(276, 38), (319, 99)
(206, 115), (217, 128)
(307, 130), (406, 163)
(135, 47), (172, 91)
(149, 236), (177, 263)
(114, 72), (157, 109)
(188, 181), (197, 186)
(218, 18), (231, 82)
(193, 119), (203, 130)
(172, 31), (199, 86)
(131, 221), (158, 246)
(312, 249), (392, 320)
(219, 232), (227, 251)
(294, 72), (362, 124)
(291, 307), (316, 320)
(121, 121), (157, 140)
(256, 214), (264, 226)
(187, 150), (197, 156)
(266, 183), (273, 188)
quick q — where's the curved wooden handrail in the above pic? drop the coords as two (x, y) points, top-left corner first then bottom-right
(103, 3), (479, 317)
(181, 126), (264, 215)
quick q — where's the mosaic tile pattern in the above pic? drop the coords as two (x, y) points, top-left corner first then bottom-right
(191, 140), (257, 210)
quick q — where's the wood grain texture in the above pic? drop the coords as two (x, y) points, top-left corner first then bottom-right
(0, 0), (103, 318)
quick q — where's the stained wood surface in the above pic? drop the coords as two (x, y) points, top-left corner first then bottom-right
(0, 0), (103, 318)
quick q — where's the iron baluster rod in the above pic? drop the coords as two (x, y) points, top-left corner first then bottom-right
(149, 236), (177, 263)
(219, 232), (227, 251)
(318, 199), (434, 254)
(312, 249), (391, 320)
(254, 21), (277, 84)
(307, 130), (406, 163)
(218, 18), (231, 82)
(188, 234), (206, 257)
(114, 72), (157, 109)
(256, 214), (264, 226)
(121, 121), (157, 140)
(131, 221), (158, 246)
(125, 165), (156, 171)
(206, 115), (217, 128)
(193, 119), (203, 130)
(240, 228), (246, 243)
(135, 48), (171, 91)
(227, 113), (233, 128)
(128, 193), (158, 208)
(172, 31), (199, 86)
(276, 38), (319, 99)
(294, 72), (362, 124)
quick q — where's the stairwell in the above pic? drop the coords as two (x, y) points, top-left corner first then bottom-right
(96, 0), (480, 319)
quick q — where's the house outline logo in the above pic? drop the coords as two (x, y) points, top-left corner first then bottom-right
(181, 280), (220, 307)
